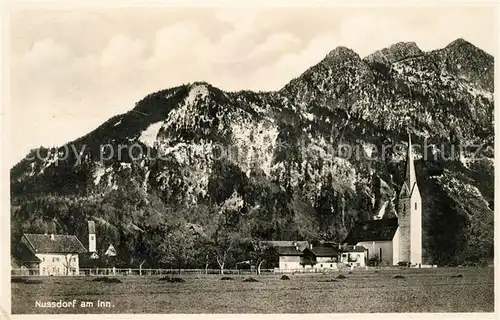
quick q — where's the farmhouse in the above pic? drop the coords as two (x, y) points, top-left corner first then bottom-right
(301, 246), (339, 269)
(344, 135), (422, 266)
(16, 233), (87, 276)
(272, 241), (342, 271)
(271, 241), (310, 270)
(11, 242), (41, 275)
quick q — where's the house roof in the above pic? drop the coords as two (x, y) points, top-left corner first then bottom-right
(264, 241), (310, 251)
(344, 218), (399, 244)
(305, 246), (338, 257)
(12, 243), (41, 263)
(341, 245), (367, 253)
(275, 246), (303, 256)
(23, 234), (87, 254)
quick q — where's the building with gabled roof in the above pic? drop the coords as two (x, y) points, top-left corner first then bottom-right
(339, 244), (367, 267)
(264, 241), (310, 251)
(343, 135), (422, 266)
(272, 243), (307, 270)
(301, 246), (339, 269)
(11, 242), (42, 275)
(18, 233), (87, 276)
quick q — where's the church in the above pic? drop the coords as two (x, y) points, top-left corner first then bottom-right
(344, 136), (422, 266)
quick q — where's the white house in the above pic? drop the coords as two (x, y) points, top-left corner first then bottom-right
(344, 135), (422, 266)
(19, 233), (87, 276)
(270, 241), (310, 270)
(339, 244), (367, 268)
(301, 246), (339, 270)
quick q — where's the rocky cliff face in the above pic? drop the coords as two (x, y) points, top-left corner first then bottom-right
(11, 38), (494, 265)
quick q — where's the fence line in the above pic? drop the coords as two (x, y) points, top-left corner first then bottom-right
(11, 267), (340, 276)
(11, 264), (437, 277)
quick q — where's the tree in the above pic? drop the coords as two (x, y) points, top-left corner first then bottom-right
(63, 253), (78, 275)
(157, 225), (195, 270)
(212, 227), (240, 275)
(193, 237), (215, 274)
(248, 241), (279, 274)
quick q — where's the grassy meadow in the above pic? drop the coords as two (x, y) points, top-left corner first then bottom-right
(11, 267), (494, 314)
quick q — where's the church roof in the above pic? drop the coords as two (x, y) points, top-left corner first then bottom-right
(88, 221), (96, 234)
(22, 234), (87, 254)
(401, 134), (419, 198)
(343, 218), (399, 244)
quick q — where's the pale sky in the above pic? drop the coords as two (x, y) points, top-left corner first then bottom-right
(9, 6), (496, 166)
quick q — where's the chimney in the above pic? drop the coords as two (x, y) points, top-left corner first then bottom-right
(293, 242), (298, 251)
(50, 234), (55, 240)
(310, 243), (313, 249)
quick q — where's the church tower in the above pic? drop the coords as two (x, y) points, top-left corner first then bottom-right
(88, 221), (96, 253)
(397, 135), (422, 265)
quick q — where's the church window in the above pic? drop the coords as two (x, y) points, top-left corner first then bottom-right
(379, 248), (383, 260)
(415, 203), (417, 210)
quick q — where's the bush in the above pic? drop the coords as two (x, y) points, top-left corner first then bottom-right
(11, 277), (27, 283)
(336, 275), (347, 279)
(25, 279), (43, 284)
(242, 277), (258, 282)
(159, 276), (185, 283)
(91, 277), (121, 283)
(367, 258), (379, 267)
(221, 277), (234, 280)
(11, 277), (43, 284)
(281, 275), (290, 280)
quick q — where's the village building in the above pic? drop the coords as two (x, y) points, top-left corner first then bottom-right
(11, 242), (42, 276)
(339, 244), (367, 267)
(271, 241), (341, 271)
(15, 233), (87, 276)
(301, 246), (339, 269)
(271, 241), (310, 270)
(344, 135), (422, 266)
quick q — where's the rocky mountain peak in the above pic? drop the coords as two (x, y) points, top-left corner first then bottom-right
(438, 38), (494, 92)
(363, 41), (423, 64)
(325, 46), (361, 61)
(445, 38), (478, 52)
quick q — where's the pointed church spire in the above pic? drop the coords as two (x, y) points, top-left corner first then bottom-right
(405, 133), (417, 196)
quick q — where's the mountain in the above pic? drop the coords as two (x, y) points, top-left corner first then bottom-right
(11, 38), (494, 268)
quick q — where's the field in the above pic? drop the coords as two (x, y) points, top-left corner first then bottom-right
(11, 267), (494, 314)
